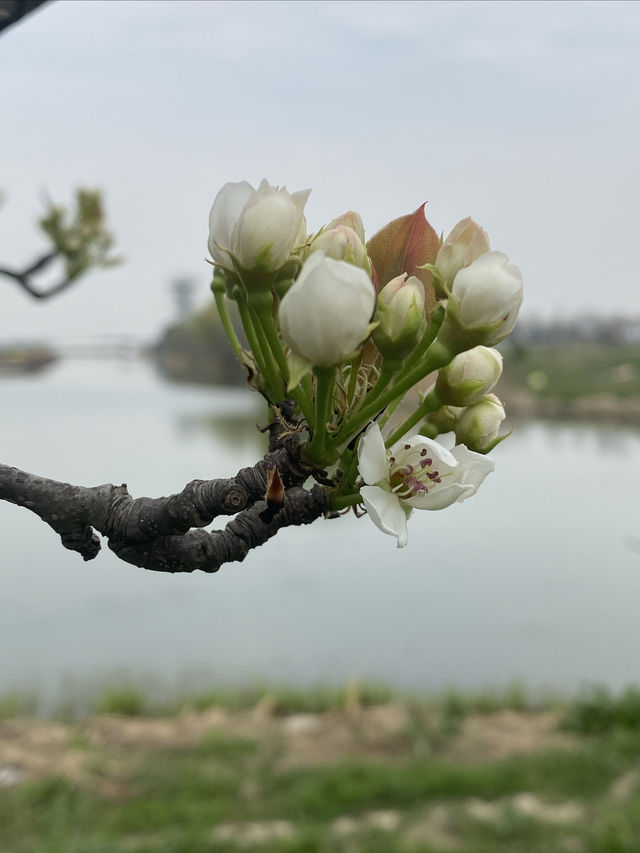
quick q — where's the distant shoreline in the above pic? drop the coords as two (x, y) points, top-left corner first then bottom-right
(500, 387), (640, 426)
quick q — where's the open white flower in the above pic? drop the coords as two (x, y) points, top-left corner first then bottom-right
(357, 422), (494, 548)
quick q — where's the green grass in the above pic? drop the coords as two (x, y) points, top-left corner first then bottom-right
(502, 342), (640, 400)
(562, 685), (640, 735)
(163, 682), (395, 717)
(0, 748), (628, 852)
(0, 690), (37, 718)
(5, 684), (640, 852)
(0, 680), (399, 722)
(93, 686), (147, 717)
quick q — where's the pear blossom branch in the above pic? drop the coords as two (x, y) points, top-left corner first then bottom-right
(0, 410), (329, 573)
(108, 486), (326, 573)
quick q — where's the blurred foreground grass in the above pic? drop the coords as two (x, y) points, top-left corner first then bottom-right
(3, 684), (640, 852)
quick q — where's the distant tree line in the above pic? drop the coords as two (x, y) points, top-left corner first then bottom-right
(511, 315), (640, 347)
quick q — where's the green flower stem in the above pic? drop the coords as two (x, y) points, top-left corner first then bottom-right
(412, 303), (445, 361)
(213, 288), (244, 362)
(339, 358), (398, 434)
(292, 381), (315, 429)
(253, 304), (288, 380)
(376, 394), (403, 431)
(301, 373), (314, 412)
(331, 339), (454, 445)
(385, 388), (442, 447)
(251, 309), (285, 400)
(306, 366), (336, 465)
(251, 302), (315, 425)
(346, 356), (361, 407)
(236, 297), (281, 401)
(336, 446), (361, 493)
(360, 360), (401, 410)
(326, 491), (363, 512)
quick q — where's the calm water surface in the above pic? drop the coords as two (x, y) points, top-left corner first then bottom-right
(1, 359), (639, 705)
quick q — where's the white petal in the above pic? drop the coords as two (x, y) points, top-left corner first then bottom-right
(226, 181), (311, 271)
(453, 251), (523, 329)
(360, 485), (410, 548)
(357, 423), (389, 486)
(278, 252), (375, 366)
(405, 482), (474, 510)
(291, 187), (312, 216)
(450, 444), (495, 499)
(234, 192), (296, 269)
(390, 432), (458, 471)
(208, 181), (255, 265)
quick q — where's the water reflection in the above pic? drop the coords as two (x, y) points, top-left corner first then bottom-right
(176, 408), (267, 454)
(1, 359), (640, 708)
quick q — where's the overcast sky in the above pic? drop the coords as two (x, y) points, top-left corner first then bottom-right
(1, 0), (639, 342)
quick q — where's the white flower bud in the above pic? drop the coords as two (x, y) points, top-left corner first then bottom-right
(455, 393), (506, 453)
(452, 251), (522, 341)
(372, 274), (426, 360)
(436, 346), (503, 406)
(278, 252), (376, 367)
(309, 224), (370, 273)
(325, 211), (366, 243)
(208, 179), (310, 274)
(435, 218), (490, 290)
(438, 251), (523, 350)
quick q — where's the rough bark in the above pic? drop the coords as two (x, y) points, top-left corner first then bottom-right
(0, 410), (330, 573)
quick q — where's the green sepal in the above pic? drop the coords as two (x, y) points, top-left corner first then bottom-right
(274, 277), (295, 300)
(286, 352), (312, 392)
(419, 262), (448, 299)
(210, 266), (229, 296)
(463, 429), (512, 455)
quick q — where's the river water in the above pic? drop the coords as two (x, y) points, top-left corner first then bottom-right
(1, 359), (639, 706)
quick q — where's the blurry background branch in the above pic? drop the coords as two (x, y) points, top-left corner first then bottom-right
(0, 188), (120, 299)
(0, 0), (49, 34)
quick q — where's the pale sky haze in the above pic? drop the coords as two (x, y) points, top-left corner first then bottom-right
(1, 0), (639, 342)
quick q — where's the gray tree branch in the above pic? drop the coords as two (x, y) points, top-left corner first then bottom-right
(0, 0), (50, 35)
(0, 251), (79, 300)
(0, 411), (330, 573)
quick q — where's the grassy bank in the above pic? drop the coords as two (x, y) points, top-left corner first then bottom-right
(499, 342), (640, 423)
(3, 684), (640, 852)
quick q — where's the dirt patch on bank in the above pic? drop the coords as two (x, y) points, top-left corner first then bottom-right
(0, 703), (576, 794)
(448, 709), (575, 762)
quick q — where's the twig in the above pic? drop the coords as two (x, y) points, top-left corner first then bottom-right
(0, 0), (50, 35)
(0, 251), (80, 300)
